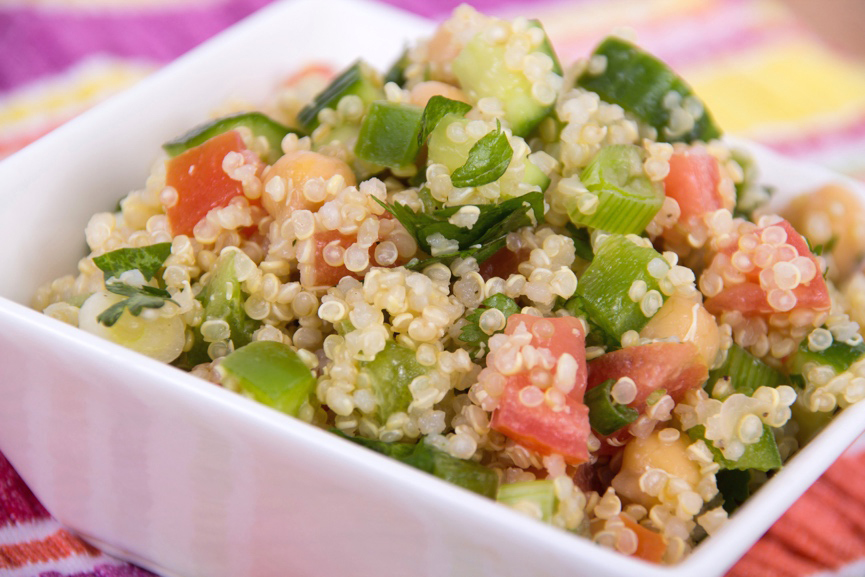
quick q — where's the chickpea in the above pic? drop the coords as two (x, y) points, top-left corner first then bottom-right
(640, 293), (720, 367)
(426, 25), (462, 83)
(78, 291), (186, 363)
(611, 431), (701, 508)
(261, 150), (356, 221)
(409, 81), (469, 108)
(783, 184), (865, 281)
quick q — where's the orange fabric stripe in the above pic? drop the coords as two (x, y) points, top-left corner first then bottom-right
(0, 528), (100, 569)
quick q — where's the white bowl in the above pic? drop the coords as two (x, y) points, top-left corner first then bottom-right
(1, 1), (864, 576)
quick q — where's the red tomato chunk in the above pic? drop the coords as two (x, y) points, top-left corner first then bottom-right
(490, 315), (591, 465)
(664, 148), (722, 222)
(165, 130), (260, 237)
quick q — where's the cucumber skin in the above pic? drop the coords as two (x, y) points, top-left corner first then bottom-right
(577, 37), (721, 144)
(163, 112), (299, 164)
(297, 61), (383, 133)
(575, 234), (664, 341)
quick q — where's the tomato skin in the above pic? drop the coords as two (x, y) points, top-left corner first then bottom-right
(165, 131), (260, 237)
(704, 220), (831, 316)
(664, 148), (722, 221)
(489, 315), (590, 464)
(587, 341), (707, 410)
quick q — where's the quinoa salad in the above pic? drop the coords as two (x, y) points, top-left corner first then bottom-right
(33, 5), (865, 564)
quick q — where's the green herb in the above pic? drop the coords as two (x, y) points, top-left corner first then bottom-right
(404, 237), (507, 271)
(812, 236), (838, 257)
(460, 294), (520, 357)
(97, 281), (176, 327)
(93, 243), (172, 281)
(450, 120), (513, 188)
(375, 191), (543, 270)
(418, 95), (472, 147)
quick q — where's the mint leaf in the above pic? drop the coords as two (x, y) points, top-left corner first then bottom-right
(97, 281), (176, 327)
(418, 95), (472, 147)
(450, 121), (513, 188)
(93, 243), (172, 281)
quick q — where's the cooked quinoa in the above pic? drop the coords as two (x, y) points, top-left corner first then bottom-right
(33, 4), (865, 565)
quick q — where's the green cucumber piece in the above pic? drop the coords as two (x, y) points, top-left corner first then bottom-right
(354, 101), (423, 168)
(173, 250), (259, 369)
(585, 378), (639, 435)
(577, 37), (721, 143)
(360, 341), (426, 421)
(218, 341), (315, 416)
(451, 21), (561, 136)
(786, 333), (865, 375)
(334, 432), (498, 498)
(497, 480), (557, 522)
(708, 344), (786, 398)
(689, 424), (781, 472)
(163, 112), (299, 164)
(575, 234), (665, 341)
(298, 61), (383, 132)
(568, 144), (664, 234)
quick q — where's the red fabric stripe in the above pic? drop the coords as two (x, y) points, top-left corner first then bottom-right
(727, 534), (823, 577)
(0, 453), (49, 526)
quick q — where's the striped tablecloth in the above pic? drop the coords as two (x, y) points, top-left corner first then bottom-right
(4, 0), (865, 575)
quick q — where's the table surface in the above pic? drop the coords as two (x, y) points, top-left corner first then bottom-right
(3, 0), (865, 575)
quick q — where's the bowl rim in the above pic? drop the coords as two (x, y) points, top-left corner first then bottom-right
(1, 1), (864, 576)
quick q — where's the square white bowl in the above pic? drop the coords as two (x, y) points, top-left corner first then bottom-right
(1, 1), (864, 576)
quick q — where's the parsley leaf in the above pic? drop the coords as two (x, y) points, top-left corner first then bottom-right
(460, 294), (520, 358)
(450, 120), (513, 188)
(418, 95), (472, 147)
(93, 243), (172, 281)
(97, 281), (177, 327)
(377, 192), (543, 254)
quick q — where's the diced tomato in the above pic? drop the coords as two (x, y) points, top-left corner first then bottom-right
(620, 515), (666, 563)
(489, 315), (590, 464)
(304, 230), (361, 288)
(505, 314), (588, 400)
(704, 220), (831, 316)
(492, 373), (590, 465)
(165, 131), (261, 237)
(664, 148), (723, 221)
(478, 246), (530, 281)
(587, 342), (707, 410)
(303, 215), (404, 289)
